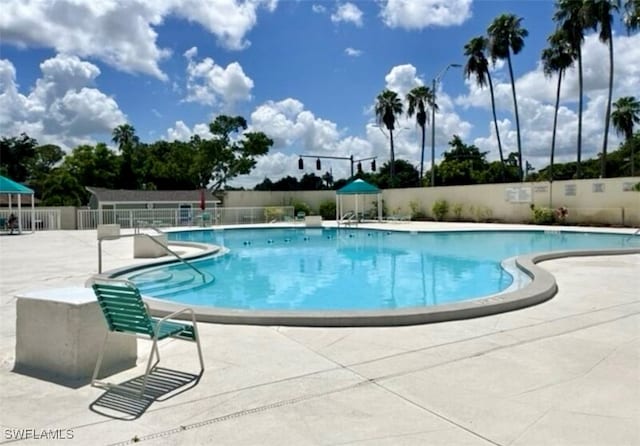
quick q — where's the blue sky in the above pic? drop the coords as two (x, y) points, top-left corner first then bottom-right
(1, 1), (638, 187)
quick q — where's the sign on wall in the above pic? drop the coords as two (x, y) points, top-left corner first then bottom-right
(504, 187), (532, 203)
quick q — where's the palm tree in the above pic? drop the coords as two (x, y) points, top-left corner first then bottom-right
(112, 123), (139, 188)
(554, 0), (587, 179)
(487, 14), (528, 181)
(623, 0), (639, 31)
(375, 89), (403, 186)
(464, 36), (505, 180)
(541, 29), (576, 182)
(406, 86), (436, 182)
(611, 96), (640, 176)
(583, 0), (620, 178)
(111, 123), (139, 151)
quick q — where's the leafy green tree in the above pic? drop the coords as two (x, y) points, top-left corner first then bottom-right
(554, 0), (588, 178)
(39, 168), (86, 206)
(583, 0), (620, 178)
(333, 178), (349, 190)
(61, 143), (121, 195)
(142, 140), (198, 190)
(192, 115), (273, 192)
(374, 159), (419, 189)
(299, 173), (325, 190)
(607, 133), (640, 176)
(611, 96), (640, 175)
(487, 13), (528, 181)
(272, 176), (300, 191)
(375, 89), (403, 186)
(254, 178), (274, 191)
(623, 0), (639, 31)
(28, 144), (65, 197)
(437, 135), (489, 185)
(542, 28), (576, 182)
(406, 85), (436, 181)
(0, 133), (38, 182)
(464, 36), (505, 178)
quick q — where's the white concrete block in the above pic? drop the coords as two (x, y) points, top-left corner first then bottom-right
(97, 224), (120, 240)
(14, 287), (137, 386)
(304, 215), (323, 227)
(133, 233), (168, 258)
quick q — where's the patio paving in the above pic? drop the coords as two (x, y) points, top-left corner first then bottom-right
(0, 225), (638, 445)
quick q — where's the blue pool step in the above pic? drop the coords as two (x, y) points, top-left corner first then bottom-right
(130, 269), (214, 298)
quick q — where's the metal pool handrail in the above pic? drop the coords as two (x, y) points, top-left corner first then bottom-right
(98, 229), (207, 283)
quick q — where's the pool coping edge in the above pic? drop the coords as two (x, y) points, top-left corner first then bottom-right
(142, 247), (640, 327)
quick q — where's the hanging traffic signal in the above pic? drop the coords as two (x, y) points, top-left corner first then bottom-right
(357, 162), (363, 173)
(316, 158), (321, 170)
(298, 158), (304, 170)
(371, 159), (376, 171)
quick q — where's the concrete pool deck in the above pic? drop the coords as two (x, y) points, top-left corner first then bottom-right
(0, 223), (638, 445)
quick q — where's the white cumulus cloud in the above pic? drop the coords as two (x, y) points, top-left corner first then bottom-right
(331, 3), (364, 27)
(312, 4), (326, 14)
(184, 47), (254, 109)
(380, 0), (472, 30)
(166, 120), (214, 141)
(0, 55), (126, 149)
(345, 47), (363, 57)
(0, 0), (277, 79)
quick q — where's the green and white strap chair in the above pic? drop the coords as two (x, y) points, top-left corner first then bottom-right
(90, 278), (204, 398)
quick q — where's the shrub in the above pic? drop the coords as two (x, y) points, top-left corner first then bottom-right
(432, 199), (449, 221)
(474, 205), (493, 222)
(264, 207), (283, 222)
(371, 199), (387, 218)
(452, 203), (464, 221)
(530, 204), (555, 225)
(292, 201), (311, 216)
(318, 200), (336, 220)
(409, 200), (427, 220)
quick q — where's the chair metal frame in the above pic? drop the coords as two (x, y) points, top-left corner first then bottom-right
(90, 278), (204, 398)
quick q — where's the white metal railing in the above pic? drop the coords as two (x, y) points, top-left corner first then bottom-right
(625, 227), (640, 243)
(0, 209), (61, 231)
(78, 209), (183, 230)
(338, 211), (357, 227)
(77, 206), (295, 230)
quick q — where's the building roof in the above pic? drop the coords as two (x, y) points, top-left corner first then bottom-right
(86, 187), (220, 203)
(0, 175), (34, 194)
(336, 179), (381, 195)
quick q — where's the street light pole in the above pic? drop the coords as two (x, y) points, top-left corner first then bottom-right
(430, 63), (461, 187)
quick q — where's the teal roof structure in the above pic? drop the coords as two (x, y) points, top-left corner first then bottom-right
(0, 175), (34, 194)
(336, 179), (380, 195)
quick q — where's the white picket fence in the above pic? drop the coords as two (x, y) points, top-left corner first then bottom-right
(0, 209), (61, 231)
(77, 206), (295, 230)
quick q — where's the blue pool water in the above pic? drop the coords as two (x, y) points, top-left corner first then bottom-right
(124, 228), (638, 311)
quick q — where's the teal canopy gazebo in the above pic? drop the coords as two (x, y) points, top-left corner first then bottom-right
(336, 179), (382, 222)
(0, 175), (35, 233)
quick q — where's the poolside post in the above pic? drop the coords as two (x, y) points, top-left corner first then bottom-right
(431, 63), (461, 187)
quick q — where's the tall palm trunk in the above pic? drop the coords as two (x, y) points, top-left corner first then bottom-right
(601, 37), (614, 178)
(550, 70), (563, 182)
(506, 52), (523, 181)
(419, 123), (426, 181)
(576, 48), (583, 179)
(487, 71), (505, 180)
(389, 129), (396, 186)
(629, 128), (636, 177)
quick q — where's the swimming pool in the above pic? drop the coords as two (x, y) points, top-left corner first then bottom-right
(121, 227), (638, 320)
